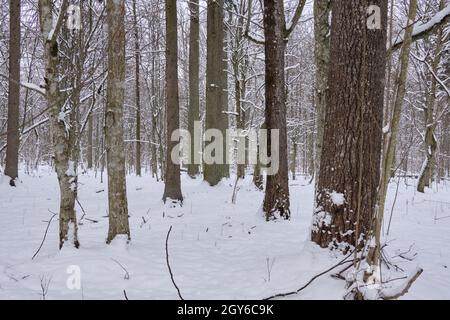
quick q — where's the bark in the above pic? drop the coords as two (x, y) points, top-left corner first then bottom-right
(232, 4), (248, 180)
(86, 2), (94, 170)
(5, 0), (21, 185)
(262, 0), (290, 220)
(187, 0), (200, 178)
(38, 0), (79, 249)
(313, 0), (331, 181)
(311, 0), (388, 250)
(204, 0), (228, 186)
(105, 0), (130, 243)
(133, 0), (142, 177)
(163, 0), (183, 203)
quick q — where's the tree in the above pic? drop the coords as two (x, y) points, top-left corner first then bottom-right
(105, 0), (130, 243)
(133, 0), (142, 177)
(4, 0), (21, 186)
(261, 0), (291, 220)
(38, 0), (80, 249)
(311, 0), (388, 250)
(204, 0), (228, 186)
(187, 0), (200, 178)
(417, 0), (446, 193)
(163, 0), (183, 203)
(245, 0), (306, 220)
(313, 0), (331, 180)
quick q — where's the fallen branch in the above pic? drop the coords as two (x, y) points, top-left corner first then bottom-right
(381, 268), (423, 300)
(263, 251), (355, 300)
(166, 226), (184, 300)
(32, 211), (57, 260)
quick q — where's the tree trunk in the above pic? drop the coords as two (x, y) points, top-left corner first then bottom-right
(370, 0), (417, 269)
(311, 0), (387, 251)
(105, 0), (130, 243)
(262, 0), (290, 220)
(5, 0), (21, 185)
(39, 0), (79, 249)
(204, 0), (228, 186)
(133, 0), (142, 177)
(187, 0), (200, 178)
(163, 0), (183, 203)
(417, 0), (445, 193)
(313, 0), (330, 181)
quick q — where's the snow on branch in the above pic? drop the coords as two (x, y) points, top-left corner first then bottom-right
(391, 5), (450, 51)
(0, 73), (46, 96)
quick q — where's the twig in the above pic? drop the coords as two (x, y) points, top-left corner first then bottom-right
(76, 198), (87, 222)
(166, 226), (184, 300)
(263, 251), (355, 300)
(32, 211), (57, 260)
(123, 289), (129, 300)
(111, 258), (130, 280)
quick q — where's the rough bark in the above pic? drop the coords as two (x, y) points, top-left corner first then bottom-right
(262, 0), (290, 220)
(163, 0), (183, 203)
(39, 0), (79, 249)
(311, 0), (387, 251)
(313, 0), (331, 181)
(5, 0), (21, 185)
(187, 0), (200, 178)
(105, 0), (130, 243)
(204, 0), (228, 186)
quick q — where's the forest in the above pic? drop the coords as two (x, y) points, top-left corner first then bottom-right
(0, 0), (449, 301)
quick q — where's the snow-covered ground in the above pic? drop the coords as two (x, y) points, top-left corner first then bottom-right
(0, 168), (449, 300)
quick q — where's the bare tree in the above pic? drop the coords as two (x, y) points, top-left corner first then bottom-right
(4, 0), (21, 185)
(187, 0), (200, 178)
(162, 0), (183, 203)
(133, 0), (142, 177)
(204, 0), (228, 186)
(261, 0), (291, 220)
(105, 0), (130, 243)
(38, 0), (79, 249)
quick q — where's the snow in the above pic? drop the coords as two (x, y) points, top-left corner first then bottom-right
(0, 169), (449, 299)
(393, 5), (450, 49)
(329, 191), (345, 206)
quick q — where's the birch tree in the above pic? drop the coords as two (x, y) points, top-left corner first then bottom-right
(38, 0), (80, 248)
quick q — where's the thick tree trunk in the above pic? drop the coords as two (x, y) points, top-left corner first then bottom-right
(5, 0), (21, 185)
(133, 0), (142, 177)
(105, 0), (130, 243)
(311, 0), (387, 251)
(39, 0), (79, 249)
(187, 0), (200, 178)
(163, 0), (183, 203)
(262, 0), (290, 220)
(204, 0), (228, 186)
(313, 0), (330, 181)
